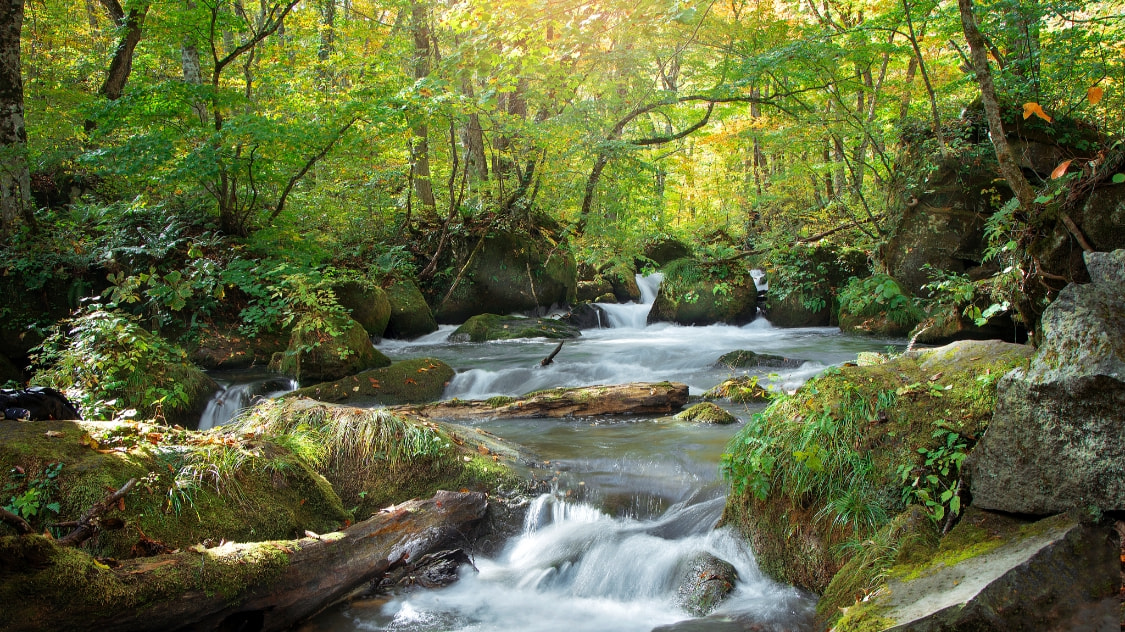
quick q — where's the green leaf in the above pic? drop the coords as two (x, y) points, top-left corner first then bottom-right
(1113, 173), (1125, 184)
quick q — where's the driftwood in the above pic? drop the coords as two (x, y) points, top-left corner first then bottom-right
(1, 490), (488, 632)
(399, 382), (690, 421)
(57, 477), (137, 547)
(539, 342), (564, 366)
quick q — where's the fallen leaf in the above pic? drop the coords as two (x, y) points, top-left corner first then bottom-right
(78, 434), (99, 450)
(45, 430), (64, 438)
(1050, 159), (1072, 180)
(117, 497), (126, 511)
(1023, 102), (1052, 123)
(404, 378), (417, 385)
(1088, 86), (1104, 105)
(477, 444), (490, 455)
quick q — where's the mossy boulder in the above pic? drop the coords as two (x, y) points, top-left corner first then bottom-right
(648, 258), (758, 326)
(719, 340), (1033, 597)
(837, 310), (915, 337)
(288, 357), (454, 405)
(384, 279), (439, 340)
(448, 314), (581, 343)
(834, 508), (1120, 631)
(764, 244), (869, 327)
(715, 350), (805, 369)
(909, 303), (1025, 346)
(675, 553), (738, 616)
(432, 229), (578, 323)
(270, 314), (390, 386)
(333, 280), (391, 339)
(642, 237), (692, 266)
(0, 419), (350, 560)
(674, 402), (738, 425)
(703, 376), (772, 403)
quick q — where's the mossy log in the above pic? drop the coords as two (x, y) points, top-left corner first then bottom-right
(0, 490), (488, 632)
(400, 382), (689, 420)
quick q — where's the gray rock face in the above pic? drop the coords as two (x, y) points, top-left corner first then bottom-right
(840, 510), (1120, 632)
(675, 553), (738, 616)
(969, 250), (1125, 514)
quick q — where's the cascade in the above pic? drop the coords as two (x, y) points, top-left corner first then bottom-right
(196, 374), (297, 430)
(596, 273), (663, 329)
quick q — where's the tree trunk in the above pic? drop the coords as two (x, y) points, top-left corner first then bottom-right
(0, 0), (31, 236)
(957, 0), (1035, 211)
(98, 0), (149, 101)
(1, 491), (488, 632)
(409, 0), (435, 210)
(401, 382), (690, 420)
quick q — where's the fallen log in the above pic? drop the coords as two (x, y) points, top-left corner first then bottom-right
(0, 490), (488, 632)
(399, 381), (689, 420)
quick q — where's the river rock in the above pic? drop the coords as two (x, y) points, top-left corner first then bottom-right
(968, 249), (1125, 514)
(384, 279), (439, 339)
(432, 229), (577, 323)
(674, 402), (738, 425)
(675, 552), (738, 616)
(643, 237), (692, 266)
(702, 377), (771, 403)
(834, 508), (1121, 631)
(560, 303), (607, 329)
(763, 244), (868, 327)
(715, 350), (804, 369)
(270, 313), (391, 386)
(448, 314), (580, 343)
(648, 262), (758, 326)
(289, 357), (453, 404)
(333, 280), (391, 339)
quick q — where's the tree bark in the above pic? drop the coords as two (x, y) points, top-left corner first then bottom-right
(2, 491), (488, 632)
(0, 0), (31, 236)
(98, 0), (149, 101)
(400, 382), (690, 420)
(957, 0), (1035, 211)
(409, 0), (436, 210)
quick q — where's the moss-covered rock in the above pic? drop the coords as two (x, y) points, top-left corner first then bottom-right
(703, 376), (772, 403)
(448, 314), (581, 343)
(333, 280), (391, 339)
(189, 326), (288, 370)
(719, 340), (1033, 598)
(837, 310), (915, 337)
(648, 258), (758, 326)
(384, 279), (439, 340)
(642, 237), (692, 266)
(764, 244), (869, 327)
(432, 229), (577, 323)
(270, 313), (390, 386)
(715, 350), (805, 369)
(834, 508), (1120, 631)
(675, 553), (738, 616)
(288, 357), (453, 405)
(674, 402), (738, 425)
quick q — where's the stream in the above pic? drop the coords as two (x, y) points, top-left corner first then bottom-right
(203, 275), (906, 631)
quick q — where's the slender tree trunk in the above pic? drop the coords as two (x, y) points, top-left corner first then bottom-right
(903, 0), (945, 151)
(98, 0), (149, 101)
(957, 0), (1035, 210)
(0, 0), (32, 235)
(409, 0), (435, 210)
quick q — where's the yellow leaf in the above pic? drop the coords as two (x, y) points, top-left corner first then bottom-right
(1088, 86), (1104, 105)
(1023, 102), (1052, 123)
(1050, 159), (1073, 180)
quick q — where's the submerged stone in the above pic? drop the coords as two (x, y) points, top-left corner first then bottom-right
(675, 552), (738, 616)
(448, 313), (580, 343)
(715, 350), (805, 369)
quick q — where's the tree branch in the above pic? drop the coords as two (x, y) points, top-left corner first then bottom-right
(269, 116), (359, 223)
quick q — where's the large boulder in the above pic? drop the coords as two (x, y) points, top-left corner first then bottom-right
(642, 238), (692, 267)
(384, 279), (439, 340)
(432, 230), (577, 323)
(968, 249), (1125, 515)
(333, 280), (391, 339)
(833, 508), (1120, 631)
(270, 313), (391, 386)
(648, 259), (757, 326)
(288, 357), (453, 405)
(763, 244), (868, 327)
(448, 314), (580, 343)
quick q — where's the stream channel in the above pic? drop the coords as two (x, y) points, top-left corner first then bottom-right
(202, 275), (907, 632)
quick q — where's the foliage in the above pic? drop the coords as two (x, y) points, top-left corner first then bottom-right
(30, 307), (212, 420)
(3, 462), (63, 525)
(838, 274), (924, 327)
(922, 266), (1011, 327)
(898, 425), (969, 522)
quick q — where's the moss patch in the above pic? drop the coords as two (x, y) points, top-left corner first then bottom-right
(674, 402), (738, 425)
(270, 313), (390, 385)
(703, 376), (773, 403)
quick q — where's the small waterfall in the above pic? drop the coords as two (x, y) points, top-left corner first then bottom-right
(596, 273), (663, 329)
(196, 375), (297, 430)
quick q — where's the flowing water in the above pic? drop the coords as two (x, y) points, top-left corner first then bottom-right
(289, 275), (907, 632)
